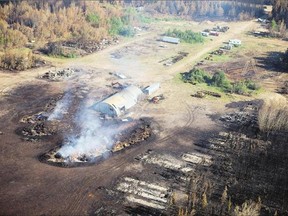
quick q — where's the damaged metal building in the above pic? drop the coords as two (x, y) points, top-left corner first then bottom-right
(93, 86), (143, 117)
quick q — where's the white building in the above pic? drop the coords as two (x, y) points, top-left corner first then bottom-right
(229, 39), (242, 46)
(93, 86), (143, 117)
(161, 36), (180, 44)
(143, 83), (160, 95)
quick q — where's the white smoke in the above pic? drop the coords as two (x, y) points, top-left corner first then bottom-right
(57, 102), (117, 160)
(48, 92), (72, 121)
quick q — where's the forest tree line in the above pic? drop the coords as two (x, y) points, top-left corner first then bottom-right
(272, 0), (288, 28)
(0, 0), (282, 52)
(128, 0), (266, 21)
(0, 1), (137, 51)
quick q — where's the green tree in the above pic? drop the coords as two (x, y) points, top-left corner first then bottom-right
(86, 13), (100, 27)
(108, 17), (123, 35)
(210, 71), (232, 91)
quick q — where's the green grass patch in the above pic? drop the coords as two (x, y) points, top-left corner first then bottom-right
(162, 16), (184, 22)
(138, 14), (159, 24)
(48, 53), (78, 59)
(211, 54), (231, 62)
(165, 29), (204, 44)
(181, 68), (260, 96)
(108, 17), (135, 37)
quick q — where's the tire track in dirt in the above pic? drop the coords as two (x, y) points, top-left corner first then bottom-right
(156, 103), (198, 143)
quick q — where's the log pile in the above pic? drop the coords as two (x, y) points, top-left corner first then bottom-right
(112, 124), (152, 152)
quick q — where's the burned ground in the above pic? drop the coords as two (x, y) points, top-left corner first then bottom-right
(39, 118), (155, 168)
(255, 51), (288, 72)
(0, 19), (287, 216)
(179, 101), (288, 215)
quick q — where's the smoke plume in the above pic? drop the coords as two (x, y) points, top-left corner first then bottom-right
(48, 92), (72, 121)
(57, 100), (117, 160)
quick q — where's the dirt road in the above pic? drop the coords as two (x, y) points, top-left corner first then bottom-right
(166, 21), (257, 76)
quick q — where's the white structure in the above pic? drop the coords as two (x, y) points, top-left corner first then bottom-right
(161, 36), (180, 44)
(201, 32), (209, 37)
(93, 86), (143, 117)
(144, 83), (160, 95)
(229, 39), (242, 46)
(115, 73), (127, 79)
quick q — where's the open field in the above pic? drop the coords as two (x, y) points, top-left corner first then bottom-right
(0, 18), (287, 215)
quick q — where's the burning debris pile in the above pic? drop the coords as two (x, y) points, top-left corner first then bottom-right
(18, 98), (64, 141)
(40, 118), (153, 167)
(40, 68), (76, 81)
(113, 123), (152, 152)
(20, 121), (55, 140)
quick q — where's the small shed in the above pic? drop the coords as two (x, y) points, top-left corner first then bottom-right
(229, 39), (242, 46)
(201, 32), (209, 37)
(161, 36), (180, 44)
(93, 86), (143, 117)
(144, 83), (160, 95)
(209, 31), (219, 36)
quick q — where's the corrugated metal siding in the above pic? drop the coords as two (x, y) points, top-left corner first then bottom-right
(162, 36), (180, 44)
(144, 83), (160, 95)
(94, 86), (142, 116)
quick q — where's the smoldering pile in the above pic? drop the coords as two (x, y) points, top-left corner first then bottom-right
(40, 68), (76, 81)
(39, 118), (154, 167)
(16, 96), (63, 141)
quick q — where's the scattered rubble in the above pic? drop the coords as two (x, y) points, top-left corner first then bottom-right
(220, 111), (258, 128)
(112, 123), (152, 152)
(18, 121), (56, 142)
(149, 94), (165, 103)
(42, 38), (119, 56)
(21, 122), (55, 139)
(211, 49), (226, 55)
(17, 95), (64, 141)
(20, 112), (49, 124)
(196, 60), (204, 66)
(110, 82), (129, 90)
(160, 52), (189, 66)
(40, 68), (75, 81)
(63, 38), (119, 54)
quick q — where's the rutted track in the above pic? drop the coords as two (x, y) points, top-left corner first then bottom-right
(156, 102), (197, 143)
